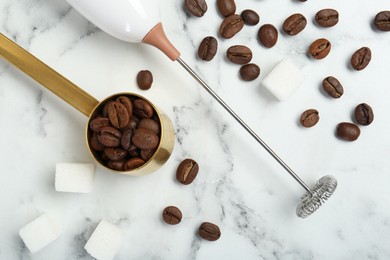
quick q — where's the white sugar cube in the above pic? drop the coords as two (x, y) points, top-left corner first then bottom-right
(262, 59), (304, 101)
(19, 213), (63, 253)
(84, 220), (123, 260)
(55, 163), (95, 193)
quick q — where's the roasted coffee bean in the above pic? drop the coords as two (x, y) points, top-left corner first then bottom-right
(102, 101), (114, 117)
(220, 14), (244, 39)
(322, 76), (343, 98)
(198, 222), (221, 241)
(217, 0), (236, 17)
(374, 11), (390, 31)
(336, 122), (360, 141)
(185, 0), (207, 17)
(140, 149), (156, 161)
(104, 147), (128, 161)
(98, 126), (122, 147)
(309, 38), (331, 59)
(351, 47), (371, 71)
(355, 103), (374, 126)
(107, 160), (125, 171)
(132, 128), (159, 149)
(315, 9), (339, 27)
(127, 145), (140, 157)
(283, 13), (307, 35)
(124, 157), (145, 171)
(300, 109), (319, 127)
(90, 133), (105, 152)
(116, 96), (133, 116)
(298, 0), (307, 2)
(241, 9), (259, 26)
(133, 99), (154, 118)
(121, 129), (133, 150)
(198, 36), (218, 61)
(176, 158), (199, 185)
(162, 206), (182, 225)
(258, 24), (278, 48)
(89, 117), (110, 133)
(100, 152), (109, 161)
(107, 102), (130, 128)
(137, 70), (153, 90)
(239, 63), (260, 81)
(226, 45), (252, 65)
(138, 118), (160, 134)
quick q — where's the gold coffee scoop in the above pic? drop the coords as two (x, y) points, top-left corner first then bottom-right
(0, 33), (175, 176)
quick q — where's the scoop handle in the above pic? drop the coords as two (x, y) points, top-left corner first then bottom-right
(0, 33), (98, 117)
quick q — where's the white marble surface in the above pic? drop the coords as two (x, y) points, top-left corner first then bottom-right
(1, 0), (390, 259)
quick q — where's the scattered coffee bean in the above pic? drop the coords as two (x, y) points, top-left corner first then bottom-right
(198, 222), (221, 241)
(176, 158), (199, 185)
(198, 36), (218, 61)
(217, 0), (236, 17)
(162, 206), (182, 225)
(283, 13), (307, 35)
(336, 122), (360, 141)
(355, 103), (374, 126)
(137, 70), (153, 90)
(351, 47), (371, 70)
(132, 128), (160, 149)
(220, 14), (244, 39)
(309, 38), (331, 59)
(241, 9), (259, 26)
(322, 76), (343, 98)
(185, 0), (207, 17)
(258, 24), (278, 48)
(239, 63), (260, 81)
(300, 109), (319, 127)
(133, 99), (154, 118)
(226, 45), (252, 64)
(374, 11), (390, 31)
(108, 102), (130, 129)
(89, 117), (110, 133)
(124, 157), (145, 170)
(98, 126), (122, 147)
(315, 9), (339, 27)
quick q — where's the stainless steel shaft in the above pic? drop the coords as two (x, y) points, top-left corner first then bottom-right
(176, 57), (312, 194)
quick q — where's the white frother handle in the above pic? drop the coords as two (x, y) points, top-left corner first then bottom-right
(66, 0), (160, 43)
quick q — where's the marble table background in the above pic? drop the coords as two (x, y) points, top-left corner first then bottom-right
(0, 0), (390, 259)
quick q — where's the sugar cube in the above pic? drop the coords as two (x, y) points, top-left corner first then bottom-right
(262, 59), (304, 101)
(55, 163), (95, 193)
(84, 220), (123, 260)
(19, 213), (62, 253)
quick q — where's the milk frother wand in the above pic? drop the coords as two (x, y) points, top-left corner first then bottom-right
(65, 0), (337, 218)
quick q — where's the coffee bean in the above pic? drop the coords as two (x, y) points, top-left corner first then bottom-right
(104, 147), (128, 161)
(220, 14), (244, 39)
(355, 103), (374, 126)
(198, 36), (218, 61)
(239, 64), (260, 81)
(137, 70), (153, 90)
(322, 76), (343, 98)
(374, 11), (390, 31)
(226, 45), (252, 65)
(315, 9), (339, 27)
(98, 126), (122, 147)
(132, 128), (159, 149)
(107, 160), (125, 171)
(124, 157), (145, 171)
(300, 109), (319, 127)
(217, 0), (236, 17)
(133, 99), (154, 118)
(176, 158), (199, 185)
(351, 47), (371, 71)
(336, 122), (360, 141)
(185, 0), (207, 17)
(116, 96), (133, 116)
(241, 9), (259, 26)
(102, 101), (114, 117)
(89, 117), (110, 133)
(140, 149), (156, 161)
(120, 129), (133, 150)
(127, 145), (140, 157)
(162, 206), (182, 225)
(198, 222), (221, 241)
(138, 118), (160, 134)
(309, 38), (331, 59)
(90, 133), (105, 151)
(258, 24), (278, 48)
(283, 13), (307, 35)
(108, 102), (130, 128)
